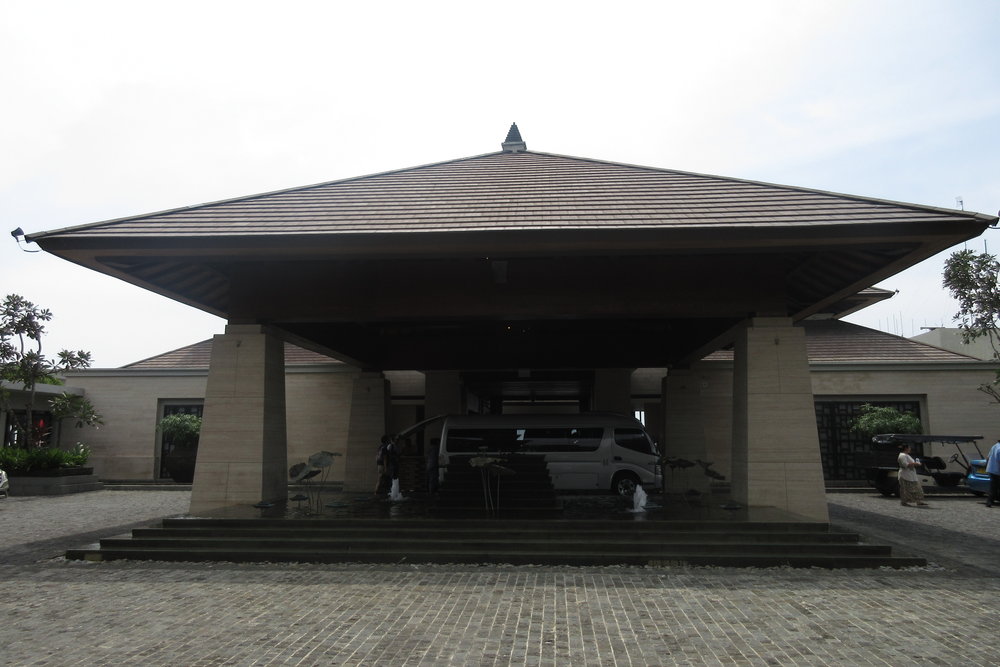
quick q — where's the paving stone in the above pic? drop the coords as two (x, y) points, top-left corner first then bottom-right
(0, 490), (998, 665)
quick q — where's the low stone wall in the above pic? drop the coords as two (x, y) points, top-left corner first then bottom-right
(9, 473), (104, 496)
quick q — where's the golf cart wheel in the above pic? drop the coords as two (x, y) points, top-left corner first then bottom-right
(612, 471), (640, 497)
(876, 480), (899, 497)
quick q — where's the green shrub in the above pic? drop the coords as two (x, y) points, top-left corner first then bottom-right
(0, 445), (91, 474)
(65, 443), (91, 467)
(157, 414), (202, 449)
(0, 447), (28, 473)
(850, 403), (922, 436)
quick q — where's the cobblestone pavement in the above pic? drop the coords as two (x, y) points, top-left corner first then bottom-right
(1, 490), (998, 666)
(827, 491), (1000, 576)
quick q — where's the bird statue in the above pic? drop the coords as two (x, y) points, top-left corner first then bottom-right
(671, 458), (696, 471)
(696, 459), (726, 480)
(252, 500), (275, 517)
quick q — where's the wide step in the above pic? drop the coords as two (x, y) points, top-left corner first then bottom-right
(66, 516), (925, 569)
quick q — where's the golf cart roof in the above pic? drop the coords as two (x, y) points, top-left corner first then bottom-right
(872, 434), (984, 445)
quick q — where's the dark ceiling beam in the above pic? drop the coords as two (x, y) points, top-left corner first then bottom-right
(281, 318), (738, 371)
(225, 255), (790, 322)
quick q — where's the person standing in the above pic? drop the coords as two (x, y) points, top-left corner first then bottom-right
(897, 444), (928, 507)
(375, 434), (396, 495)
(425, 437), (440, 494)
(986, 438), (1000, 508)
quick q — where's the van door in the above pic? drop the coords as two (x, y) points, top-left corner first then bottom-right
(610, 427), (660, 487)
(523, 425), (604, 490)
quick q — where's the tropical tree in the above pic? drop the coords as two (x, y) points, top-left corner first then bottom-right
(49, 391), (104, 446)
(1, 294), (96, 447)
(943, 248), (1000, 401)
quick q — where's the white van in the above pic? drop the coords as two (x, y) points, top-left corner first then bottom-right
(438, 413), (661, 495)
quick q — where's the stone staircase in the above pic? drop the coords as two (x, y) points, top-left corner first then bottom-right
(64, 455), (926, 569)
(64, 515), (925, 568)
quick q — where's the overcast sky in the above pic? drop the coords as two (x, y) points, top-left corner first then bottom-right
(2, 0), (999, 368)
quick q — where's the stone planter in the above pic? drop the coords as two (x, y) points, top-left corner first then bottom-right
(15, 466), (94, 477)
(9, 467), (103, 496)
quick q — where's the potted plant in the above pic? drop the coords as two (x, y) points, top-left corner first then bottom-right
(157, 413), (202, 483)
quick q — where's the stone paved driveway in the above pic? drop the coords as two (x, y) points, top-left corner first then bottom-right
(1, 490), (997, 666)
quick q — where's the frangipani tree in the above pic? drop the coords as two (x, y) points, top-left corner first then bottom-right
(1, 294), (98, 448)
(943, 249), (1000, 402)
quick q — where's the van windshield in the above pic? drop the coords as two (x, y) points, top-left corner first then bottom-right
(446, 427), (603, 453)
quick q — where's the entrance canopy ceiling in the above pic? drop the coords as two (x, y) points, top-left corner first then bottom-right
(28, 128), (996, 370)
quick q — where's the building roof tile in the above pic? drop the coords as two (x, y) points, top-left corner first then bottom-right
(706, 319), (980, 364)
(34, 151), (992, 240)
(123, 340), (341, 369)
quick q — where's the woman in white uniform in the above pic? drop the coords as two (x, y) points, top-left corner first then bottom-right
(897, 444), (928, 507)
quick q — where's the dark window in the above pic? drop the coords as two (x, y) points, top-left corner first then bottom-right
(159, 403), (204, 478)
(614, 428), (655, 455)
(2, 410), (53, 448)
(814, 400), (921, 480)
(163, 404), (204, 418)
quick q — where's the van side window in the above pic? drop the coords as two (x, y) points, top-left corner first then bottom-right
(522, 427), (603, 452)
(614, 428), (653, 454)
(448, 428), (522, 453)
(446, 427), (603, 453)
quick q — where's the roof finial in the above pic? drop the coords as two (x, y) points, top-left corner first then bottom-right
(501, 122), (527, 153)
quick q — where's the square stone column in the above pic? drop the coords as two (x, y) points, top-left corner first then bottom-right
(731, 318), (828, 521)
(342, 372), (390, 492)
(661, 369), (710, 495)
(423, 370), (463, 443)
(190, 324), (287, 513)
(592, 368), (634, 415)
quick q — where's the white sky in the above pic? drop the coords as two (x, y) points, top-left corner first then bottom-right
(2, 0), (999, 367)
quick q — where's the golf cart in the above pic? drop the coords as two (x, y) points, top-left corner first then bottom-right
(866, 433), (985, 496)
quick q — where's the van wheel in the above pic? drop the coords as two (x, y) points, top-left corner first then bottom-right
(612, 472), (640, 497)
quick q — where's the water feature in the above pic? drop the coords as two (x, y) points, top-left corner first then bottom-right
(630, 485), (647, 513)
